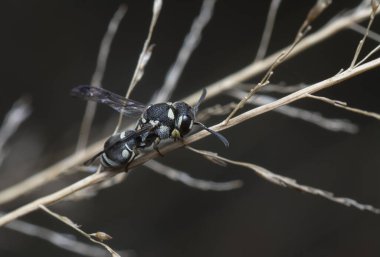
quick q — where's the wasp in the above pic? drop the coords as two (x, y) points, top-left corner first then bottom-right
(72, 86), (229, 168)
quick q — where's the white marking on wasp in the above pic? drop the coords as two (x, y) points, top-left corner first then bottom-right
(141, 117), (147, 123)
(120, 131), (126, 139)
(125, 143), (132, 151)
(122, 149), (130, 159)
(159, 125), (170, 137)
(177, 115), (183, 128)
(101, 153), (120, 167)
(150, 120), (159, 126)
(189, 119), (193, 129)
(167, 108), (175, 120)
(166, 102), (173, 105)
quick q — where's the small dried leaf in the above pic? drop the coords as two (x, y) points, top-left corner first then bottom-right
(90, 231), (113, 242)
(372, 0), (380, 13)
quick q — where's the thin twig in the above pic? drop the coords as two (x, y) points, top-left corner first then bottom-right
(229, 90), (358, 133)
(1, 56), (379, 226)
(186, 146), (380, 214)
(115, 0), (162, 133)
(350, 0), (379, 68)
(145, 160), (242, 191)
(76, 5), (127, 151)
(254, 0), (282, 62)
(350, 22), (380, 42)
(0, 4), (374, 207)
(355, 44), (380, 67)
(307, 94), (380, 120)
(182, 3), (377, 106)
(224, 0), (332, 123)
(3, 212), (108, 257)
(39, 205), (120, 257)
(240, 82), (308, 94)
(0, 97), (31, 166)
(152, 0), (217, 103)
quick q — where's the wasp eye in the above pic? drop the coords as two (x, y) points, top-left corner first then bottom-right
(177, 115), (193, 136)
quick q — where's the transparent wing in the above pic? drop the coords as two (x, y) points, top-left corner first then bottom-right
(71, 85), (146, 117)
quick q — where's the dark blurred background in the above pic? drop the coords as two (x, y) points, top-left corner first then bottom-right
(1, 0), (380, 257)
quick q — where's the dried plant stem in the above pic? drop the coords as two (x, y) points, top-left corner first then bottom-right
(350, 0), (379, 68)
(254, 0), (282, 62)
(115, 0), (162, 132)
(145, 160), (242, 191)
(186, 147), (380, 213)
(182, 5), (378, 105)
(0, 5), (374, 207)
(3, 212), (108, 257)
(76, 5), (127, 151)
(224, 0), (332, 123)
(1, 56), (379, 227)
(39, 205), (120, 257)
(153, 0), (217, 103)
(0, 141), (103, 205)
(0, 171), (113, 226)
(307, 94), (380, 120)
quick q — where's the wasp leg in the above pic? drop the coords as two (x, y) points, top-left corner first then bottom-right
(124, 154), (137, 172)
(153, 137), (164, 156)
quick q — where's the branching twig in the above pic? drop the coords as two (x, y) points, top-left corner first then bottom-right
(182, 3), (377, 106)
(145, 160), (242, 191)
(350, 23), (380, 42)
(0, 3), (375, 207)
(3, 212), (108, 257)
(224, 0), (332, 123)
(307, 94), (380, 120)
(1, 56), (379, 226)
(152, 0), (217, 103)
(229, 90), (358, 133)
(39, 205), (119, 257)
(350, 0), (379, 68)
(76, 5), (127, 151)
(186, 146), (380, 214)
(115, 0), (162, 132)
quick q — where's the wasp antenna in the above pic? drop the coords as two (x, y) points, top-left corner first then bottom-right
(194, 122), (229, 148)
(192, 88), (207, 115)
(83, 150), (104, 166)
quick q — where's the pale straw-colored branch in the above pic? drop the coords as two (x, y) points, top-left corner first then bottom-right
(253, 0), (282, 62)
(1, 56), (379, 227)
(114, 0), (162, 133)
(0, 3), (374, 207)
(145, 160), (242, 191)
(182, 4), (378, 105)
(152, 0), (217, 103)
(224, 0), (331, 123)
(39, 205), (120, 257)
(307, 94), (380, 120)
(350, 0), (379, 68)
(350, 23), (380, 42)
(0, 97), (31, 166)
(3, 211), (108, 257)
(76, 5), (127, 151)
(0, 1), (377, 216)
(229, 90), (358, 133)
(186, 147), (380, 214)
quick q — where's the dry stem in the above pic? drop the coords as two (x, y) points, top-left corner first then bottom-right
(1, 56), (379, 227)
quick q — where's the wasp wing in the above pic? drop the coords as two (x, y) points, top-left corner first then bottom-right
(71, 85), (146, 117)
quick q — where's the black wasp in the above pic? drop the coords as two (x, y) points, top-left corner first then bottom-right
(71, 85), (229, 169)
